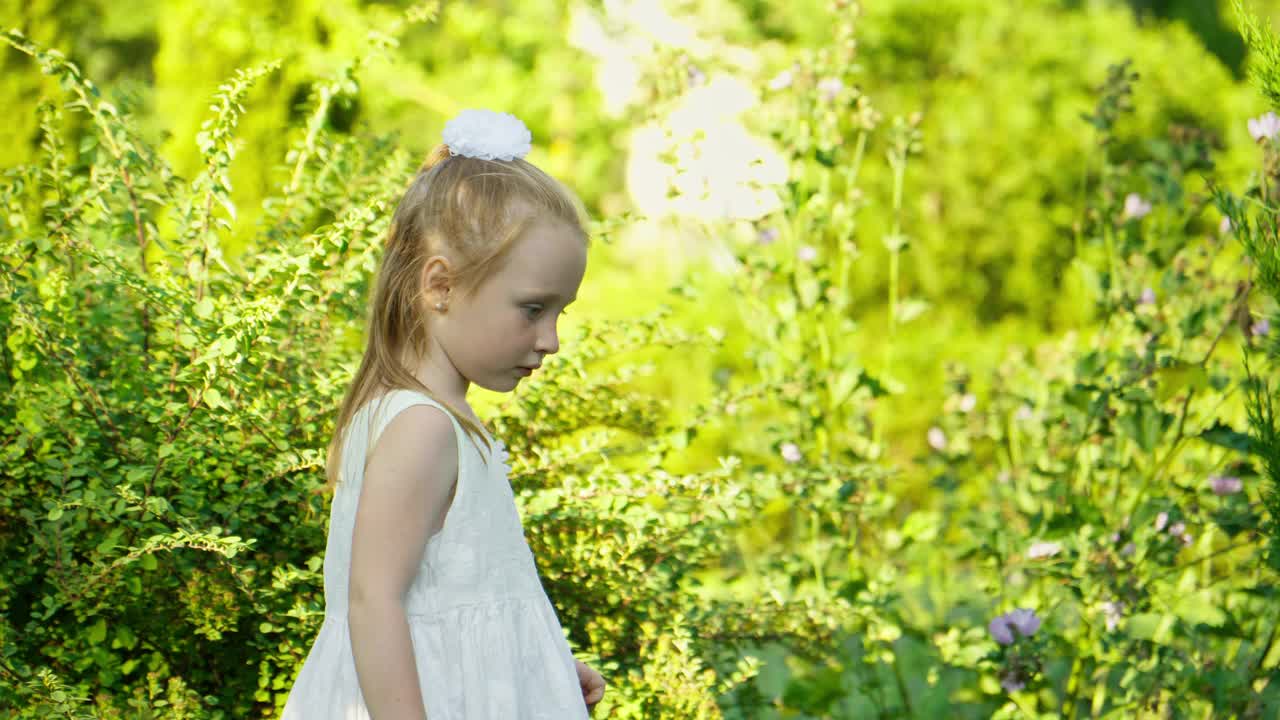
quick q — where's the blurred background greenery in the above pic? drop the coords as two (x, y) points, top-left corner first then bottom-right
(7, 0), (1277, 473)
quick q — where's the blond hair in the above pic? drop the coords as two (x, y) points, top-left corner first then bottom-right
(323, 143), (589, 490)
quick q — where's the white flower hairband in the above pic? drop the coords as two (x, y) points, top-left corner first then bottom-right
(441, 109), (532, 161)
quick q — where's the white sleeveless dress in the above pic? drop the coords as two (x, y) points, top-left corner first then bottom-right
(281, 389), (590, 719)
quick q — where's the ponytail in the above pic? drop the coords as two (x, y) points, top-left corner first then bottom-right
(419, 143), (453, 174)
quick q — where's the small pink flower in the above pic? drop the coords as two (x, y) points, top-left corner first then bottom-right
(1169, 521), (1186, 536)
(1122, 193), (1152, 221)
(757, 227), (779, 244)
(797, 245), (817, 262)
(1121, 542), (1136, 557)
(1209, 475), (1243, 495)
(927, 426), (947, 451)
(1249, 111), (1280, 142)
(1252, 318), (1270, 337)
(1154, 511), (1169, 532)
(1027, 541), (1062, 559)
(768, 69), (794, 91)
(817, 77), (844, 102)
(1139, 287), (1156, 305)
(780, 442), (802, 463)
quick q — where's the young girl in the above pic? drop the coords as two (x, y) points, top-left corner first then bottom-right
(282, 109), (605, 719)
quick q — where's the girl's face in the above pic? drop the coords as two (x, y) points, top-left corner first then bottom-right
(426, 216), (586, 396)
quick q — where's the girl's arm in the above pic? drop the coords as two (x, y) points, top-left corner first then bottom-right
(349, 405), (459, 720)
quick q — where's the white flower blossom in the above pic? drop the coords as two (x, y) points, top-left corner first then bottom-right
(1249, 111), (1280, 142)
(767, 68), (794, 91)
(1122, 193), (1152, 221)
(817, 77), (843, 102)
(927, 426), (947, 451)
(1027, 541), (1062, 559)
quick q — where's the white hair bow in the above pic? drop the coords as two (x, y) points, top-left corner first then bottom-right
(441, 109), (532, 161)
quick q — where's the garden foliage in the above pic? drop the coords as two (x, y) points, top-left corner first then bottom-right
(2, 0), (1280, 718)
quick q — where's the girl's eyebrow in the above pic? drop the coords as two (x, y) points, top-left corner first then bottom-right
(525, 292), (577, 304)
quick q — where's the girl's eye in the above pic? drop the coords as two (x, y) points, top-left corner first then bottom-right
(523, 305), (543, 318)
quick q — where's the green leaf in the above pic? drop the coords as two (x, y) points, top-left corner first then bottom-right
(204, 388), (225, 410)
(1172, 590), (1227, 627)
(1197, 421), (1257, 455)
(901, 510), (940, 543)
(88, 618), (107, 644)
(1155, 361), (1209, 403)
(1127, 613), (1176, 643)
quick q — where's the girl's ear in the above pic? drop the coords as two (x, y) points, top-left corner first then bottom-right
(421, 254), (454, 305)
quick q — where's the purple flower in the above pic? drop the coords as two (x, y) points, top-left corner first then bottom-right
(780, 442), (802, 463)
(797, 245), (817, 262)
(757, 227), (779, 245)
(988, 616), (1015, 646)
(989, 608), (1041, 646)
(1000, 672), (1026, 693)
(927, 426), (947, 451)
(1139, 287), (1156, 305)
(1122, 193), (1152, 221)
(817, 77), (844, 102)
(1209, 475), (1243, 495)
(1121, 542), (1136, 557)
(1006, 608), (1041, 637)
(1252, 318), (1270, 337)
(1154, 511), (1169, 532)
(767, 68), (794, 91)
(1027, 541), (1062, 559)
(1249, 111), (1280, 142)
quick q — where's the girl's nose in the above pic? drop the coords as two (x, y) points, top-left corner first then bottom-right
(536, 322), (559, 355)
